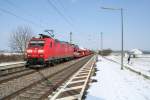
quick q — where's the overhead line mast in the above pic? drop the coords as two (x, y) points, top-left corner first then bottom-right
(70, 32), (72, 44)
(101, 32), (103, 56)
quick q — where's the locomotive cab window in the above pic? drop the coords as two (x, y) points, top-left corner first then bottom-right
(29, 40), (45, 47)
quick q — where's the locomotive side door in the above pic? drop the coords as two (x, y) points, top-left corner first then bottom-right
(48, 39), (55, 61)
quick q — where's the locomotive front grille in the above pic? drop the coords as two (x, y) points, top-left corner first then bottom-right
(27, 58), (44, 65)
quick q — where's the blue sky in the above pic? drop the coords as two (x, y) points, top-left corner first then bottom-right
(0, 0), (150, 51)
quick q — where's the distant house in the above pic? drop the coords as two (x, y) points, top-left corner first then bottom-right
(129, 49), (143, 58)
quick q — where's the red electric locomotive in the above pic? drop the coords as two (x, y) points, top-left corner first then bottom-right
(26, 34), (74, 67)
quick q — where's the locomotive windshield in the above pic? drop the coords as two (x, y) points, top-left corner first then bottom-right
(29, 40), (45, 47)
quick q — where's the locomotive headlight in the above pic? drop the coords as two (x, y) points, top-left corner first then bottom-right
(27, 49), (32, 53)
(38, 49), (44, 53)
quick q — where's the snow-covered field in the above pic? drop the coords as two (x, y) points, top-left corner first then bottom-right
(0, 61), (25, 67)
(86, 56), (150, 100)
(110, 55), (150, 73)
(0, 52), (22, 55)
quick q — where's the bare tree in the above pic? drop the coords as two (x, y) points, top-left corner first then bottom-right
(9, 26), (33, 54)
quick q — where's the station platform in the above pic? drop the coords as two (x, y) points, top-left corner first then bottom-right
(86, 56), (150, 100)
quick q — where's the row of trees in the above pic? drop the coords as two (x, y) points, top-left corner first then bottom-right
(98, 49), (112, 56)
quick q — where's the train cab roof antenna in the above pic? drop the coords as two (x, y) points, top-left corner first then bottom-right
(44, 29), (54, 38)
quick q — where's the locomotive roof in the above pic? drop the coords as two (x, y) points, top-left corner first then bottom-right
(31, 34), (78, 46)
(55, 39), (71, 44)
(39, 34), (55, 39)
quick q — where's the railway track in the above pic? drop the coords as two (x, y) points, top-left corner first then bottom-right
(0, 60), (75, 84)
(0, 68), (35, 84)
(0, 55), (94, 100)
(50, 55), (96, 100)
(0, 63), (25, 76)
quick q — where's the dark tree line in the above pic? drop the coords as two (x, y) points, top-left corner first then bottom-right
(99, 49), (112, 56)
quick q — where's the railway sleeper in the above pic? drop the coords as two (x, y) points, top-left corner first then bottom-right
(26, 90), (45, 95)
(19, 93), (41, 98)
(18, 95), (40, 100)
(27, 88), (48, 95)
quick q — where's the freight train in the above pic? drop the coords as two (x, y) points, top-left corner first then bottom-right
(25, 34), (92, 67)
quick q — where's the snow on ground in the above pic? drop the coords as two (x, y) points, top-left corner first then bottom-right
(0, 52), (22, 55)
(129, 58), (150, 72)
(109, 55), (150, 73)
(86, 56), (150, 100)
(0, 61), (25, 67)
